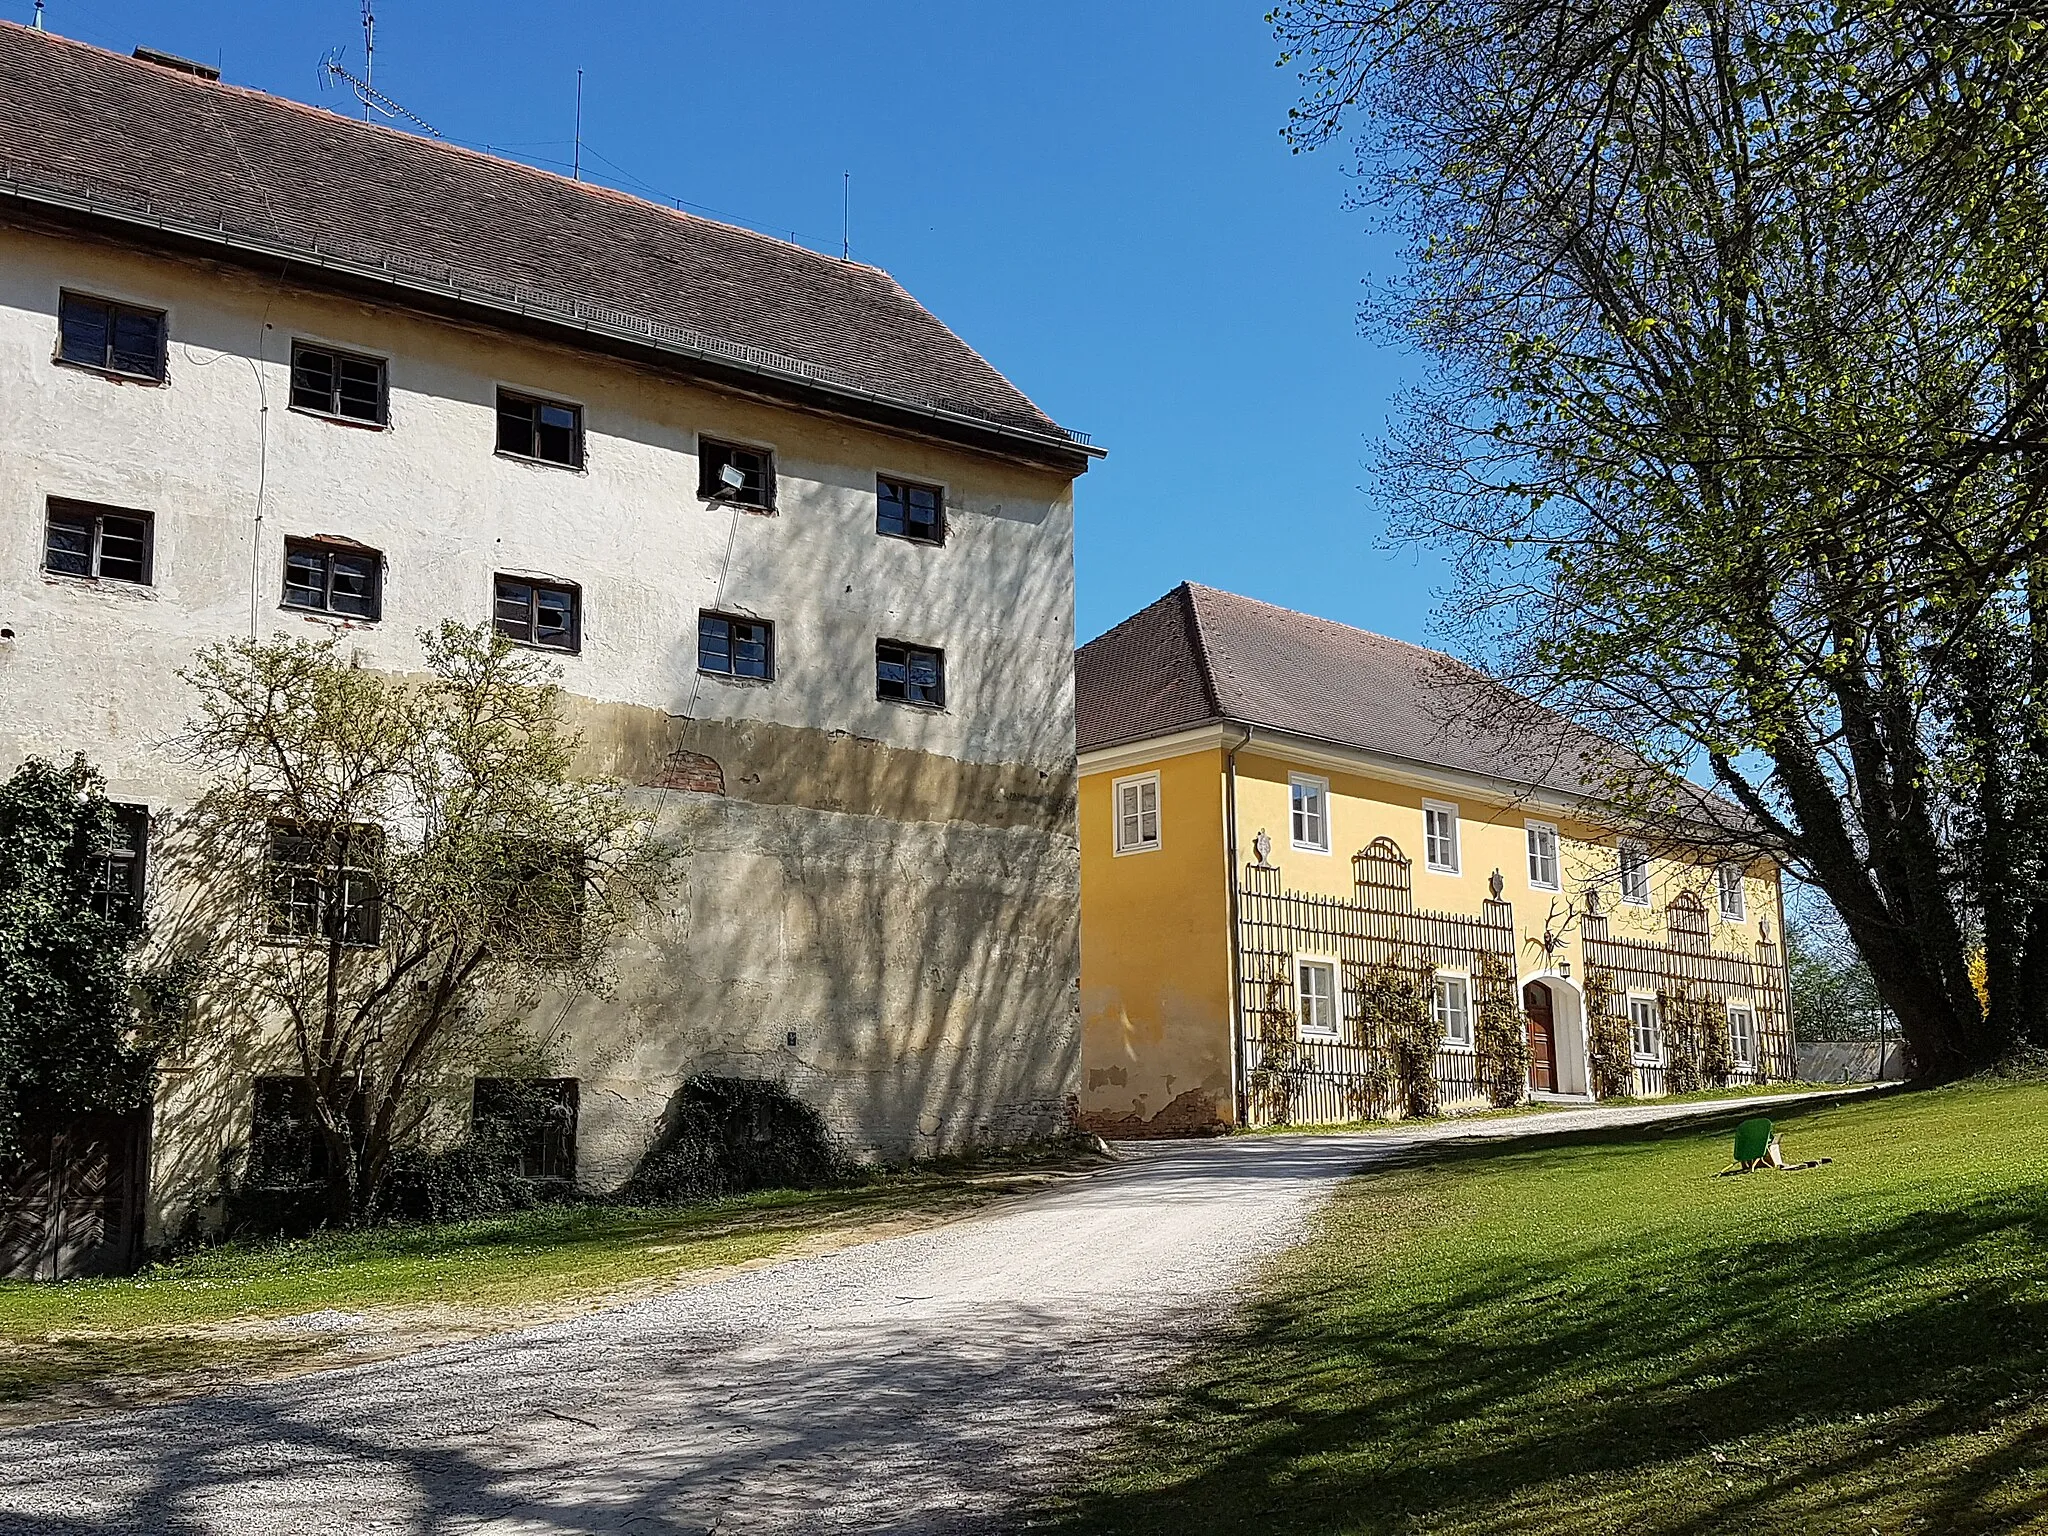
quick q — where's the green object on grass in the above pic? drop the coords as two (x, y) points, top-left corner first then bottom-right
(1733, 1116), (1775, 1165)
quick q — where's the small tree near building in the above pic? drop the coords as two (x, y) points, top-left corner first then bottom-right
(176, 622), (670, 1226)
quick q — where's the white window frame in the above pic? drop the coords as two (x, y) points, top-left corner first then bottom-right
(1726, 1000), (1757, 1068)
(1111, 772), (1161, 856)
(1423, 799), (1462, 875)
(1618, 840), (1651, 906)
(1525, 820), (1561, 892)
(1289, 773), (1331, 854)
(1628, 992), (1662, 1063)
(1433, 970), (1474, 1049)
(1295, 956), (1340, 1040)
(1717, 864), (1747, 923)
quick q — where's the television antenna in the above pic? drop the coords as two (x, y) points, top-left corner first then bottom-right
(319, 4), (440, 142)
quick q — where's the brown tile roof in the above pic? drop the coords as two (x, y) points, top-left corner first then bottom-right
(0, 23), (1090, 457)
(1078, 584), (1681, 807)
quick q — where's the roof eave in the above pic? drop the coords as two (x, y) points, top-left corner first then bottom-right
(0, 174), (1104, 477)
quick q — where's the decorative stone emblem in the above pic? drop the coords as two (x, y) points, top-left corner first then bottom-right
(1488, 867), (1505, 900)
(1585, 886), (1602, 915)
(1253, 828), (1272, 867)
(1759, 915), (1772, 941)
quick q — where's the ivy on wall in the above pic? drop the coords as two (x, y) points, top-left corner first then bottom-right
(1474, 950), (1530, 1107)
(1701, 993), (1733, 1087)
(1359, 960), (1440, 1118)
(1584, 966), (1635, 1099)
(1246, 970), (1300, 1126)
(1662, 984), (1706, 1094)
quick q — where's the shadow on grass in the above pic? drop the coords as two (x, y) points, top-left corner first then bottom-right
(1046, 1095), (2048, 1536)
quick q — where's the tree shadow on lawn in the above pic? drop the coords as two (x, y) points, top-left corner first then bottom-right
(1047, 1107), (2048, 1536)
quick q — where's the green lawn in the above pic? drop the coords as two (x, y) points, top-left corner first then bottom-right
(1049, 1080), (2048, 1535)
(1, 1149), (1090, 1417)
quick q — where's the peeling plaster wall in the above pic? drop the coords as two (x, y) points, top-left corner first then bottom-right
(0, 224), (1082, 1237)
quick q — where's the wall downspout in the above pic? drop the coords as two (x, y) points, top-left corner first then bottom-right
(1224, 724), (1253, 1127)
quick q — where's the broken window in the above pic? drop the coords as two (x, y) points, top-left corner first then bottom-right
(699, 438), (775, 509)
(57, 291), (166, 380)
(496, 389), (584, 468)
(266, 821), (383, 946)
(283, 538), (381, 620)
(44, 498), (152, 584)
(494, 575), (580, 652)
(698, 611), (774, 680)
(86, 803), (149, 926)
(877, 476), (943, 543)
(876, 639), (945, 707)
(472, 1078), (579, 1181)
(290, 342), (387, 425)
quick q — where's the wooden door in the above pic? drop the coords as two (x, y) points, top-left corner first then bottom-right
(1523, 982), (1559, 1093)
(0, 1112), (148, 1281)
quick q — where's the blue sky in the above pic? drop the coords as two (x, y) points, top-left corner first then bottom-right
(13, 0), (1447, 645)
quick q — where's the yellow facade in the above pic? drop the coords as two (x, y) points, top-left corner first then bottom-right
(1079, 731), (1785, 1134)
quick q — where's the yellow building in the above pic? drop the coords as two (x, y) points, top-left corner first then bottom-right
(1076, 585), (1792, 1134)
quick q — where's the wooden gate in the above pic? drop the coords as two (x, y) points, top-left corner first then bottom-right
(0, 1111), (150, 1281)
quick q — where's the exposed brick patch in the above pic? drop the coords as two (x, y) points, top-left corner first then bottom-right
(649, 749), (724, 794)
(1081, 1087), (1231, 1139)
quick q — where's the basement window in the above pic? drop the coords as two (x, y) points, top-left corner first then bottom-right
(699, 438), (775, 509)
(291, 342), (387, 425)
(266, 821), (383, 946)
(44, 498), (153, 585)
(57, 291), (166, 381)
(698, 611), (775, 681)
(496, 389), (584, 468)
(876, 639), (945, 708)
(472, 1078), (579, 1181)
(877, 476), (944, 543)
(494, 575), (581, 653)
(283, 538), (381, 620)
(87, 804), (150, 926)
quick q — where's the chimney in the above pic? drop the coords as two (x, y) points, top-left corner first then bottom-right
(131, 46), (221, 82)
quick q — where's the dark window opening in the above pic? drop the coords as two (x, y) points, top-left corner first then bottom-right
(496, 390), (583, 468)
(44, 498), (153, 585)
(58, 291), (166, 381)
(876, 639), (945, 708)
(248, 1075), (362, 1190)
(290, 342), (387, 425)
(87, 803), (150, 925)
(699, 438), (775, 509)
(494, 575), (581, 652)
(472, 1078), (579, 1181)
(877, 476), (944, 543)
(698, 612), (775, 681)
(266, 821), (383, 946)
(496, 839), (588, 963)
(283, 538), (381, 620)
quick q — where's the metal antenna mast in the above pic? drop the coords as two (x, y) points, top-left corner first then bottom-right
(573, 68), (584, 181)
(361, 0), (375, 120)
(842, 171), (850, 260)
(31, 1), (44, 31)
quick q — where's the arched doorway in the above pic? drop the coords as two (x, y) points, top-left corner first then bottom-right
(1523, 980), (1560, 1092)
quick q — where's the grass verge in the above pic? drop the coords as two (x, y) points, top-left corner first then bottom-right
(0, 1144), (1098, 1421)
(1046, 1079), (2048, 1535)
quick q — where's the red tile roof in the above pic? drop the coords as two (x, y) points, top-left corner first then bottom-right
(0, 23), (1090, 458)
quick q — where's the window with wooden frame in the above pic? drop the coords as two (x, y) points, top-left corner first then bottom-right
(283, 538), (381, 620)
(1717, 864), (1747, 923)
(44, 498), (152, 585)
(1629, 994), (1662, 1061)
(290, 341), (387, 425)
(57, 290), (166, 381)
(265, 821), (383, 946)
(472, 1078), (579, 1181)
(1113, 772), (1161, 854)
(88, 803), (149, 926)
(876, 638), (945, 707)
(1619, 840), (1651, 905)
(494, 575), (581, 653)
(496, 389), (584, 468)
(248, 1076), (334, 1189)
(1433, 972), (1473, 1047)
(1297, 958), (1340, 1039)
(877, 475), (944, 543)
(1727, 1001), (1757, 1067)
(1526, 820), (1561, 891)
(1423, 800), (1461, 874)
(1290, 774), (1330, 853)
(698, 611), (775, 680)
(699, 438), (776, 509)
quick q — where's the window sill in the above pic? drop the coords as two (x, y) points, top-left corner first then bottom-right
(1291, 841), (1332, 856)
(878, 697), (947, 712)
(53, 356), (164, 386)
(1112, 841), (1162, 857)
(1426, 864), (1461, 877)
(698, 669), (775, 687)
(1529, 881), (1562, 894)
(42, 571), (157, 598)
(1441, 1040), (1476, 1053)
(261, 934), (384, 952)
(289, 403), (390, 431)
(282, 605), (380, 627)
(503, 639), (582, 657)
(495, 448), (585, 473)
(1297, 1030), (1340, 1044)
(701, 495), (776, 516)
(877, 530), (946, 547)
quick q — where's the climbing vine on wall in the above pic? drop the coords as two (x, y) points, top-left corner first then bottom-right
(1701, 994), (1733, 1087)
(1245, 969), (1300, 1126)
(1473, 950), (1529, 1107)
(1359, 960), (1440, 1118)
(1584, 966), (1633, 1099)
(1340, 963), (1398, 1120)
(1661, 983), (1706, 1094)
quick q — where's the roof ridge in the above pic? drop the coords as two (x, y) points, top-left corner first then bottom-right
(1181, 581), (1468, 672)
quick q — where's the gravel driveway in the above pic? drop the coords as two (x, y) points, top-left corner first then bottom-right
(0, 1095), (1847, 1535)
